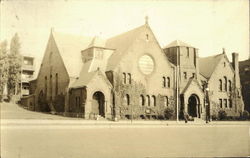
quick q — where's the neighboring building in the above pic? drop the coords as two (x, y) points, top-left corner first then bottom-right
(21, 55), (35, 96)
(199, 52), (244, 118)
(31, 20), (244, 120)
(239, 59), (250, 112)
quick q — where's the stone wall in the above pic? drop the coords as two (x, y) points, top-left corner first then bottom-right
(20, 94), (35, 111)
(111, 25), (176, 119)
(208, 54), (243, 117)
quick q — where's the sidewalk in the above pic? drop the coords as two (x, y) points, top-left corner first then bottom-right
(1, 119), (249, 127)
(1, 102), (249, 127)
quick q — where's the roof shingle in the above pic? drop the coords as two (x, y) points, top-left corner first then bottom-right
(199, 54), (224, 79)
(52, 31), (93, 78)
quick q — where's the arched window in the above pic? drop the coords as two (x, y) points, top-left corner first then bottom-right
(164, 96), (168, 106)
(224, 76), (227, 91)
(163, 77), (166, 87)
(122, 73), (126, 84)
(152, 95), (156, 107)
(146, 95), (150, 106)
(128, 73), (131, 84)
(167, 77), (170, 88)
(228, 80), (232, 92)
(124, 94), (130, 106)
(219, 79), (222, 91)
(140, 95), (145, 106)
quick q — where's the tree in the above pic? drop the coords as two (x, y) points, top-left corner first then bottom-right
(7, 33), (22, 100)
(0, 40), (9, 102)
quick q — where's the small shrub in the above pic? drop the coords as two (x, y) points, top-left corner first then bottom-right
(241, 110), (250, 120)
(218, 110), (227, 120)
(164, 108), (174, 120)
(53, 94), (65, 112)
(212, 114), (218, 121)
(157, 115), (165, 120)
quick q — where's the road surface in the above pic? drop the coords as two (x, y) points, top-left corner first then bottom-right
(1, 102), (249, 158)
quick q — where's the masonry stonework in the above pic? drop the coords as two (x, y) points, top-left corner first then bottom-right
(30, 22), (244, 120)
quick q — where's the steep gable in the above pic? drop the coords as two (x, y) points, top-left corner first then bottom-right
(181, 77), (204, 94)
(105, 25), (146, 71)
(52, 31), (93, 78)
(199, 54), (224, 79)
(105, 24), (174, 71)
(70, 60), (112, 89)
(199, 53), (235, 80)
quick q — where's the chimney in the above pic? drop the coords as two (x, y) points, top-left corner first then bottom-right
(232, 52), (239, 72)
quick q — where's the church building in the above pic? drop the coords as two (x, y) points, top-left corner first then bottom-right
(32, 19), (244, 120)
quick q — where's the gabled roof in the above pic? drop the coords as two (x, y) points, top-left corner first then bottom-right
(105, 25), (146, 71)
(181, 77), (204, 95)
(69, 61), (93, 88)
(70, 60), (112, 89)
(199, 53), (224, 79)
(164, 40), (194, 49)
(52, 31), (93, 78)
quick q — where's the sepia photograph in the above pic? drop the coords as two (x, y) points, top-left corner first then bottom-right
(0, 0), (249, 157)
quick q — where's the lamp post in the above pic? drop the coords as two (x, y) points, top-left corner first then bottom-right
(205, 85), (210, 123)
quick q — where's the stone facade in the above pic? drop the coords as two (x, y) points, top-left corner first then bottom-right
(34, 33), (70, 112)
(32, 22), (244, 120)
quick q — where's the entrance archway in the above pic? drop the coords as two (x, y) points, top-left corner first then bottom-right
(188, 94), (200, 118)
(92, 91), (105, 117)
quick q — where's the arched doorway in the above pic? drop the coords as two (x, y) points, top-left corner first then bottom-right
(188, 94), (200, 118)
(92, 91), (105, 117)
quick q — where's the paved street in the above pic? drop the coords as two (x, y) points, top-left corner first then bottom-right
(1, 102), (250, 158)
(1, 125), (249, 158)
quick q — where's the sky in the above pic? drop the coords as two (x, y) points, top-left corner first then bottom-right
(1, 0), (249, 75)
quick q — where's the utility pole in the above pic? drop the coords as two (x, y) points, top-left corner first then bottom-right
(176, 46), (180, 122)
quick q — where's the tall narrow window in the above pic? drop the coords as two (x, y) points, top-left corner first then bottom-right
(184, 72), (187, 79)
(125, 94), (130, 106)
(224, 99), (227, 108)
(45, 76), (47, 97)
(229, 99), (232, 108)
(228, 80), (232, 92)
(128, 73), (131, 84)
(219, 79), (222, 91)
(146, 34), (149, 41)
(50, 74), (52, 98)
(122, 73), (126, 84)
(152, 95), (156, 107)
(192, 73), (195, 78)
(224, 76), (227, 91)
(187, 47), (189, 57)
(219, 99), (222, 108)
(140, 95), (145, 106)
(167, 77), (170, 88)
(75, 97), (77, 108)
(163, 77), (166, 87)
(147, 95), (150, 106)
(164, 96), (168, 106)
(55, 73), (58, 95)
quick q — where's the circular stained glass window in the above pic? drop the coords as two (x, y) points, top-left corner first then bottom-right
(138, 55), (155, 75)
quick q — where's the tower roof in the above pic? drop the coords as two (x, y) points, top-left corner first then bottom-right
(164, 40), (194, 49)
